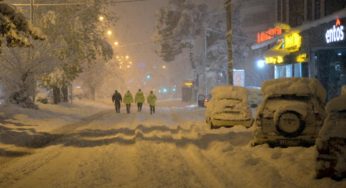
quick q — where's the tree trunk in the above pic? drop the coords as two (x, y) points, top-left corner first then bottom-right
(225, 0), (233, 84)
(61, 85), (69, 102)
(53, 86), (61, 104)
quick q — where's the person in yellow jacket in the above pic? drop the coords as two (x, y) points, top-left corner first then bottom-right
(123, 90), (133, 114)
(135, 89), (145, 112)
(147, 90), (157, 114)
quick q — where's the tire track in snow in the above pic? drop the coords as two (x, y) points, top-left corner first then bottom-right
(0, 147), (61, 187)
(133, 140), (204, 188)
(0, 110), (115, 187)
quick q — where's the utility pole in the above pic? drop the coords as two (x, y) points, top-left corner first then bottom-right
(30, 0), (34, 22)
(225, 0), (233, 85)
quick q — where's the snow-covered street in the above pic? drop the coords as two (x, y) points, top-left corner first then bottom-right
(0, 100), (344, 188)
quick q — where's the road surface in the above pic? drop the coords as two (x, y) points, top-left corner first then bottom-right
(0, 101), (344, 188)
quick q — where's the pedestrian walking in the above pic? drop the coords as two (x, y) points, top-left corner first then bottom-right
(135, 89), (145, 112)
(147, 90), (157, 115)
(112, 90), (122, 113)
(123, 90), (133, 114)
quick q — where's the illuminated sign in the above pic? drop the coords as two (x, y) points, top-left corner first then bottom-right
(325, 18), (344, 44)
(296, 53), (308, 63)
(265, 56), (284, 64)
(283, 32), (302, 52)
(184, 82), (193, 87)
(257, 27), (282, 43)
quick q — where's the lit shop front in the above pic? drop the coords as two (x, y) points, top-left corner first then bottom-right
(303, 17), (346, 99)
(264, 31), (309, 78)
(260, 15), (346, 99)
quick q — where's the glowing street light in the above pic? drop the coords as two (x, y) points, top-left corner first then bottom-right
(125, 55), (130, 60)
(162, 65), (167, 69)
(107, 30), (112, 36)
(256, 59), (266, 69)
(114, 41), (119, 46)
(98, 15), (105, 22)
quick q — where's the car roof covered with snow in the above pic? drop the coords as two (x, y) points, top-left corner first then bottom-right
(261, 78), (326, 102)
(211, 85), (248, 102)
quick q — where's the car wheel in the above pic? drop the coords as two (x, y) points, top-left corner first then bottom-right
(276, 111), (305, 137)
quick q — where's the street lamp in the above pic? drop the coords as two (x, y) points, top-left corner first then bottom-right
(256, 59), (266, 69)
(107, 30), (112, 36)
(114, 41), (119, 46)
(98, 15), (105, 22)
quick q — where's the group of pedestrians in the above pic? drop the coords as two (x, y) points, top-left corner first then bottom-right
(111, 89), (157, 114)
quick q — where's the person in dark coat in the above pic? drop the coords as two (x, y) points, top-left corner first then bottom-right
(112, 90), (122, 113)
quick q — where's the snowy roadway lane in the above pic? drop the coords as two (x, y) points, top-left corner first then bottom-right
(0, 100), (345, 188)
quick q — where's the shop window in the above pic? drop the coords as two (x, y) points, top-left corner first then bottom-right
(285, 64), (293, 77)
(294, 63), (302, 77)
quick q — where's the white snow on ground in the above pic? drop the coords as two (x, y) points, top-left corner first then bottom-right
(0, 99), (345, 187)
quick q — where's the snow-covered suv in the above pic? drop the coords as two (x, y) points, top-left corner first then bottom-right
(316, 95), (346, 180)
(205, 86), (252, 129)
(252, 78), (326, 147)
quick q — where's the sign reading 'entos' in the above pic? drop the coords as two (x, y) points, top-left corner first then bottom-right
(325, 18), (344, 44)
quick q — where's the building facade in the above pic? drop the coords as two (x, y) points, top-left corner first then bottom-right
(253, 0), (346, 99)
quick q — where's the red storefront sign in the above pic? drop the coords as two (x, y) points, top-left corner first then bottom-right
(257, 27), (282, 44)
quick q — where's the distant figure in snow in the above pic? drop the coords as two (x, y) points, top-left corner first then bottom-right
(112, 90), (122, 113)
(123, 90), (134, 114)
(135, 89), (145, 112)
(147, 90), (157, 115)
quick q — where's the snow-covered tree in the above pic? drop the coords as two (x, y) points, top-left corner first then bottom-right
(0, 0), (45, 52)
(155, 0), (227, 94)
(0, 44), (57, 108)
(154, 0), (207, 65)
(35, 0), (114, 103)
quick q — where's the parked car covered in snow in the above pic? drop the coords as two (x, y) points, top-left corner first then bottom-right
(205, 86), (252, 129)
(316, 95), (346, 180)
(252, 78), (326, 147)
